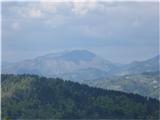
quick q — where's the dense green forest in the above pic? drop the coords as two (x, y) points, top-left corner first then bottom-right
(2, 74), (160, 119)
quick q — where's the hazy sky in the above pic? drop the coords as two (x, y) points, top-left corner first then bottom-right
(2, 1), (159, 63)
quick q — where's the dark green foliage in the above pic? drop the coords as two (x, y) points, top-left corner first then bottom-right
(2, 74), (160, 119)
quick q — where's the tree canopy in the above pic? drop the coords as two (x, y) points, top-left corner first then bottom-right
(2, 74), (160, 119)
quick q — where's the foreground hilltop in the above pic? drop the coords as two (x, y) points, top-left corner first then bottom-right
(2, 74), (159, 119)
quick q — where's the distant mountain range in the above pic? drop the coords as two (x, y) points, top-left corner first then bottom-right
(113, 55), (159, 75)
(2, 50), (159, 99)
(2, 50), (116, 80)
(2, 50), (159, 79)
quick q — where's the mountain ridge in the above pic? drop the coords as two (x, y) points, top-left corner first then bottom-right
(2, 50), (159, 101)
(2, 50), (159, 80)
(2, 50), (116, 79)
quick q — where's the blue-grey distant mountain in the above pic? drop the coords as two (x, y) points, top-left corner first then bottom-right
(2, 50), (116, 80)
(114, 55), (159, 75)
(80, 55), (160, 99)
(2, 50), (159, 81)
(2, 50), (159, 99)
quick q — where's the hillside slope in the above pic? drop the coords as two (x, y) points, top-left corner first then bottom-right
(82, 72), (160, 99)
(2, 74), (159, 119)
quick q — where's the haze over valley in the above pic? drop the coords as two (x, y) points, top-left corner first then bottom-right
(1, 1), (159, 119)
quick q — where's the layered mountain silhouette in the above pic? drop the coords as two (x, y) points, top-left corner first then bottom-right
(2, 50), (159, 79)
(114, 55), (159, 75)
(2, 50), (159, 99)
(2, 50), (116, 80)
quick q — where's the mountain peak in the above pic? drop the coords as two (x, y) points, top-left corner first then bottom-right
(39, 50), (96, 63)
(59, 50), (96, 63)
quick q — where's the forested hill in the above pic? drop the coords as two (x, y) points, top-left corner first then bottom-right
(2, 74), (160, 119)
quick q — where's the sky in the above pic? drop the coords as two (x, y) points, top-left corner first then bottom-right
(1, 1), (159, 63)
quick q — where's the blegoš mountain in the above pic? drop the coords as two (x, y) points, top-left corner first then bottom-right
(2, 50), (116, 81)
(2, 50), (159, 99)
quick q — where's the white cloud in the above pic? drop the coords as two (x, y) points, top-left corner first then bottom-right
(44, 15), (69, 28)
(71, 0), (98, 16)
(39, 2), (57, 12)
(16, 2), (58, 19)
(29, 8), (43, 18)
